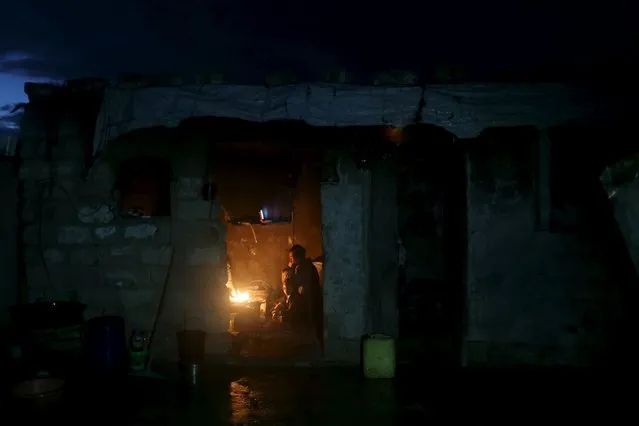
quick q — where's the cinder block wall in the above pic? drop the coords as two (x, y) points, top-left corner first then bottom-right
(18, 106), (230, 361)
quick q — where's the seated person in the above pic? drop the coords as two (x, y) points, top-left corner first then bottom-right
(271, 268), (308, 327)
(287, 245), (322, 335)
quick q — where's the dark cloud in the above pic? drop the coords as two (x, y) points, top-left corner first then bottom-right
(0, 0), (346, 81)
(0, 0), (637, 82)
(0, 102), (24, 129)
(0, 113), (21, 130)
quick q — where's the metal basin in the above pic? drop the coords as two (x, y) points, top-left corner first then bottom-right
(11, 377), (65, 413)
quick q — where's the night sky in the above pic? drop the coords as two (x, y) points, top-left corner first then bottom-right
(1, 0), (637, 131)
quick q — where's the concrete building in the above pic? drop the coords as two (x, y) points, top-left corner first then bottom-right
(8, 73), (638, 366)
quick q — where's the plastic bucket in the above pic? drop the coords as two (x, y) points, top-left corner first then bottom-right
(129, 350), (149, 371)
(179, 362), (201, 387)
(86, 316), (128, 375)
(176, 330), (206, 363)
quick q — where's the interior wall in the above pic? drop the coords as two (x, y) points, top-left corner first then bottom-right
(291, 161), (323, 261)
(220, 155), (323, 292)
(226, 223), (291, 291)
(212, 155), (296, 223)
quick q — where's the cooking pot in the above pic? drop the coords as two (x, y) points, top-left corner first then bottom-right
(11, 302), (87, 331)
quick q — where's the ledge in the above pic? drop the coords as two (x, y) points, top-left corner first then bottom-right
(92, 82), (594, 154)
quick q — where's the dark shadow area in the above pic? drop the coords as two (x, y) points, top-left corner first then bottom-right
(115, 156), (172, 217)
(550, 122), (639, 365)
(395, 125), (466, 367)
(2, 361), (630, 424)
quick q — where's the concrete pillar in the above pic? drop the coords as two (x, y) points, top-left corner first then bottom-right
(368, 159), (399, 338)
(320, 154), (371, 362)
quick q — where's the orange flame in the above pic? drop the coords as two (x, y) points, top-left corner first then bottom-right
(229, 288), (250, 304)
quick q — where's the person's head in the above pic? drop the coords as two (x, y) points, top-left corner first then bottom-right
(288, 244), (306, 266)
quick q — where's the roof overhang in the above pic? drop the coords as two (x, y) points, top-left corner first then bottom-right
(93, 82), (595, 156)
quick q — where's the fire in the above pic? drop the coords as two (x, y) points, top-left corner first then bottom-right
(229, 288), (250, 304)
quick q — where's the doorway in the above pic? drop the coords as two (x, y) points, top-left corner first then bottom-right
(395, 125), (467, 367)
(207, 121), (325, 361)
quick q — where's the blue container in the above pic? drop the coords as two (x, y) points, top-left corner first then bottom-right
(86, 316), (128, 375)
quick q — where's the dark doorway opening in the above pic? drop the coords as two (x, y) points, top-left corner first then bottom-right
(395, 125), (467, 367)
(197, 119), (325, 361)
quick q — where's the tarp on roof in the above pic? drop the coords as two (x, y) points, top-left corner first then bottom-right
(92, 82), (595, 156)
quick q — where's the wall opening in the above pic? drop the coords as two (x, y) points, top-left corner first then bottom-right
(205, 121), (325, 360)
(114, 156), (172, 217)
(395, 125), (466, 366)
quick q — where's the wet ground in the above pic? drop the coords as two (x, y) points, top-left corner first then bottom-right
(230, 326), (321, 360)
(127, 367), (398, 426)
(3, 363), (633, 425)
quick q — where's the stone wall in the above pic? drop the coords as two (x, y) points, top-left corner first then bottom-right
(0, 160), (18, 325)
(465, 128), (625, 366)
